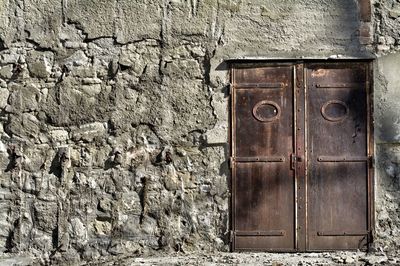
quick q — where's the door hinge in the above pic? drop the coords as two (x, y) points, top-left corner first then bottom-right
(228, 83), (232, 95)
(229, 157), (234, 168)
(230, 230), (235, 243)
(369, 155), (375, 168)
(369, 229), (374, 242)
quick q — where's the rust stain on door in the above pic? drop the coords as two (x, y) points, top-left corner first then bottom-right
(231, 61), (373, 252)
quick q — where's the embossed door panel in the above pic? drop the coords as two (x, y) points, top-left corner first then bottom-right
(231, 62), (373, 252)
(306, 63), (371, 250)
(232, 65), (295, 251)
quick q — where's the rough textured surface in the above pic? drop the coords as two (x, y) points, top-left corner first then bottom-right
(373, 0), (400, 257)
(88, 251), (399, 265)
(374, 53), (400, 256)
(0, 251), (398, 265)
(0, 0), (399, 264)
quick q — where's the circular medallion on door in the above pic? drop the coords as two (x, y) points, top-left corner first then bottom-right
(252, 100), (281, 122)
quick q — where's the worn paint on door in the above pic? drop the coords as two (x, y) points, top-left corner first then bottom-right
(232, 65), (295, 251)
(231, 61), (373, 252)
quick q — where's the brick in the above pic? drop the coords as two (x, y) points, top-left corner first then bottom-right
(358, 0), (372, 22)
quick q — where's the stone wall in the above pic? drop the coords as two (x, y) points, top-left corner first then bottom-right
(0, 0), (399, 263)
(372, 0), (400, 256)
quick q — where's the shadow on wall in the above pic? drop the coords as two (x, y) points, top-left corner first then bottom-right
(378, 107), (400, 143)
(373, 53), (400, 253)
(376, 145), (400, 190)
(374, 144), (400, 253)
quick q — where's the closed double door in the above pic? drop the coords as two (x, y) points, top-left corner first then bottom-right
(231, 62), (373, 251)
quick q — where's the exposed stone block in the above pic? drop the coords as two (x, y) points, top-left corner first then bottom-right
(8, 83), (41, 113)
(49, 129), (69, 143)
(72, 122), (107, 142)
(389, 4), (400, 19)
(0, 88), (9, 109)
(0, 65), (13, 80)
(26, 51), (54, 78)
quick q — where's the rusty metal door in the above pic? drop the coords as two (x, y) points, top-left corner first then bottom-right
(305, 63), (373, 251)
(231, 61), (373, 251)
(231, 64), (296, 251)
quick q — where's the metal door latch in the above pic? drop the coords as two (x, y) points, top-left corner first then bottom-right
(291, 154), (303, 169)
(291, 154), (297, 170)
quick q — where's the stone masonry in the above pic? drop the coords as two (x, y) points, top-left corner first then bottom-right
(0, 0), (399, 264)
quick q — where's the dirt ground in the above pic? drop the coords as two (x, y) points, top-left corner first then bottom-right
(92, 252), (396, 266)
(1, 250), (397, 266)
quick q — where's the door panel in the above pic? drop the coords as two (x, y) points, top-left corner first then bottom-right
(231, 62), (372, 252)
(306, 63), (369, 250)
(232, 65), (295, 250)
(234, 163), (294, 250)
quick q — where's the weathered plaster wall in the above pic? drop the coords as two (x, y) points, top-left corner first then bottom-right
(374, 54), (400, 254)
(372, 0), (400, 256)
(0, 0), (399, 264)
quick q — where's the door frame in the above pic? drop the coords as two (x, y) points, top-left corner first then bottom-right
(229, 60), (374, 252)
